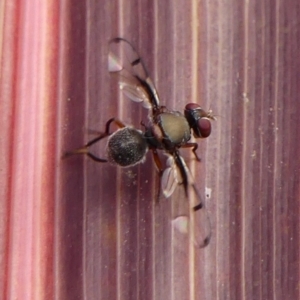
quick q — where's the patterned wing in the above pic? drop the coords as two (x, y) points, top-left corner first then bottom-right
(161, 152), (211, 248)
(108, 38), (160, 112)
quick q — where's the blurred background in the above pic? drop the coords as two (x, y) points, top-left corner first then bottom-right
(1, 0), (300, 299)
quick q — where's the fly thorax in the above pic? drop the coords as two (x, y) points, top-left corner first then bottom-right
(158, 113), (191, 146)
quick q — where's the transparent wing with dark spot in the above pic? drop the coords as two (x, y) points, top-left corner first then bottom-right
(108, 38), (160, 111)
(161, 154), (211, 248)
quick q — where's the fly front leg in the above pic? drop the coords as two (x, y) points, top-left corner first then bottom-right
(63, 118), (126, 163)
(181, 142), (201, 162)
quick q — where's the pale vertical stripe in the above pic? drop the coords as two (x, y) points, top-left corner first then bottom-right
(83, 1), (91, 299)
(55, 0), (70, 298)
(116, 2), (123, 300)
(152, 1), (158, 298)
(272, 1), (280, 299)
(258, 2), (266, 300)
(190, 1), (199, 299)
(215, 1), (222, 298)
(241, 0), (250, 299)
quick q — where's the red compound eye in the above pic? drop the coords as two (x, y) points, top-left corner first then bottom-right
(185, 103), (212, 138)
(185, 103), (201, 112)
(197, 118), (211, 138)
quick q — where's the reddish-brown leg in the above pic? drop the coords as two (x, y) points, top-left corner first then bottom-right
(181, 142), (201, 161)
(151, 149), (165, 203)
(151, 148), (164, 175)
(64, 118), (126, 163)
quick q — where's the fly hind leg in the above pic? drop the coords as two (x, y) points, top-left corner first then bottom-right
(63, 118), (126, 163)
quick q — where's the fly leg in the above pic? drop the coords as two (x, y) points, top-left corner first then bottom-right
(181, 142), (201, 162)
(63, 118), (126, 163)
(151, 148), (164, 203)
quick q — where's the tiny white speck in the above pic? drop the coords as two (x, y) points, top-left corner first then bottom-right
(205, 187), (212, 199)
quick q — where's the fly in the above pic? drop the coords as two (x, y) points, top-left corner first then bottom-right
(108, 38), (214, 247)
(66, 38), (214, 248)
